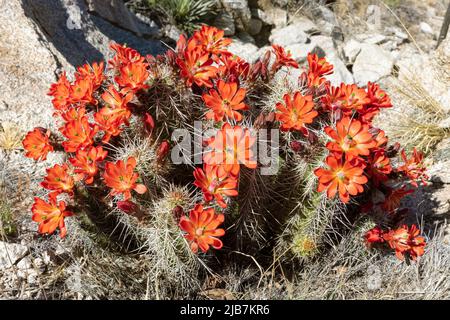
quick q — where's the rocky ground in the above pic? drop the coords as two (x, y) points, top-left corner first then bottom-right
(1, 0), (449, 299)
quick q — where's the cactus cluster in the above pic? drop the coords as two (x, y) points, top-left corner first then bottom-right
(21, 25), (430, 286)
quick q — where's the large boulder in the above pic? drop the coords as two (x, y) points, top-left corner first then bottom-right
(0, 0), (164, 129)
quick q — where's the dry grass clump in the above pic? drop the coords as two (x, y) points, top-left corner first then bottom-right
(376, 67), (450, 155)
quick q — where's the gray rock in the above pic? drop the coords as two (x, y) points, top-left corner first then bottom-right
(247, 18), (263, 35)
(325, 56), (354, 86)
(85, 0), (159, 37)
(214, 11), (236, 36)
(285, 43), (318, 63)
(0, 0), (164, 130)
(343, 39), (362, 63)
(228, 39), (259, 63)
(269, 24), (309, 46)
(288, 17), (319, 34)
(420, 22), (434, 35)
(222, 0), (252, 30)
(0, 241), (28, 270)
(363, 34), (388, 45)
(237, 32), (256, 44)
(309, 35), (337, 57)
(261, 7), (287, 27)
(352, 44), (394, 86)
(313, 5), (337, 25)
(429, 160), (450, 184)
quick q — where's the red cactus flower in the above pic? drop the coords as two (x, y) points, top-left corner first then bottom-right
(218, 54), (250, 81)
(101, 85), (134, 110)
(397, 148), (428, 187)
(272, 44), (299, 70)
(307, 53), (333, 87)
(325, 117), (376, 157)
(94, 110), (125, 143)
(179, 204), (225, 253)
(314, 155), (368, 203)
(41, 163), (75, 194)
(22, 128), (54, 161)
(275, 92), (317, 134)
(70, 77), (97, 106)
(32, 193), (73, 238)
(192, 25), (232, 61)
(367, 150), (392, 186)
(69, 146), (108, 184)
(367, 82), (392, 109)
(193, 164), (238, 208)
(374, 129), (388, 148)
(203, 123), (257, 177)
(75, 61), (105, 90)
(202, 80), (248, 122)
(144, 113), (155, 136)
(383, 225), (426, 261)
(381, 186), (414, 213)
(61, 106), (86, 122)
(115, 61), (150, 92)
(60, 117), (98, 152)
(177, 47), (217, 88)
(365, 226), (385, 245)
(103, 157), (147, 200)
(48, 72), (71, 112)
(109, 43), (145, 69)
(157, 140), (171, 162)
(406, 224), (426, 261)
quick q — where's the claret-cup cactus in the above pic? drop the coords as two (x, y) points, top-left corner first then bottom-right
(22, 25), (429, 277)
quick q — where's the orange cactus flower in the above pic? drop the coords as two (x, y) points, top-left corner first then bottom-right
(31, 193), (73, 238)
(374, 129), (388, 148)
(381, 186), (414, 213)
(109, 43), (145, 70)
(367, 82), (392, 109)
(60, 117), (98, 152)
(70, 77), (97, 106)
(48, 72), (71, 111)
(383, 225), (426, 261)
(75, 61), (105, 90)
(218, 54), (250, 81)
(275, 92), (318, 134)
(101, 85), (134, 110)
(272, 45), (299, 70)
(69, 146), (108, 184)
(115, 61), (150, 92)
(365, 226), (385, 245)
(405, 224), (426, 261)
(179, 203), (225, 253)
(61, 106), (86, 122)
(307, 53), (333, 87)
(202, 80), (249, 122)
(203, 123), (257, 177)
(192, 25), (232, 60)
(193, 164), (239, 208)
(367, 150), (392, 186)
(314, 155), (368, 203)
(103, 157), (147, 200)
(99, 85), (133, 126)
(397, 148), (428, 187)
(94, 110), (125, 143)
(325, 117), (376, 157)
(41, 163), (75, 194)
(177, 47), (217, 88)
(22, 128), (54, 161)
